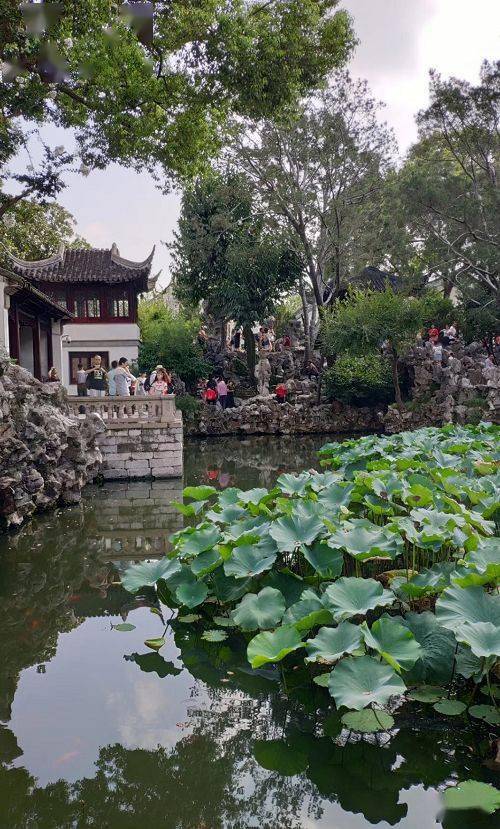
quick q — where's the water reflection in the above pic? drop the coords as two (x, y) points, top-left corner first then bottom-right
(0, 435), (497, 829)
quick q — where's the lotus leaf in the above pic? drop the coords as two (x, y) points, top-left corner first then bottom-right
(211, 571), (253, 603)
(407, 685), (446, 703)
(190, 549), (222, 577)
(341, 709), (394, 733)
(323, 577), (394, 622)
(223, 543), (277, 579)
(212, 616), (235, 628)
(205, 504), (248, 524)
(398, 562), (455, 599)
(305, 622), (363, 663)
(326, 520), (403, 562)
(202, 630), (228, 643)
(362, 617), (422, 673)
(180, 526), (221, 557)
(455, 622), (500, 659)
(232, 587), (286, 631)
(177, 614), (201, 623)
(261, 571), (305, 608)
(301, 540), (343, 579)
(172, 500), (206, 517)
(247, 626), (304, 669)
(468, 704), (500, 726)
(313, 673), (331, 687)
(442, 780), (500, 814)
(400, 612), (457, 684)
(435, 585), (500, 631)
(175, 581), (209, 608)
(282, 589), (333, 632)
(329, 654), (405, 710)
(122, 558), (181, 593)
(236, 487), (269, 505)
(113, 623), (136, 632)
(183, 485), (217, 501)
(276, 472), (312, 496)
(270, 512), (324, 552)
(433, 699), (466, 716)
(317, 483), (354, 511)
(144, 637), (165, 651)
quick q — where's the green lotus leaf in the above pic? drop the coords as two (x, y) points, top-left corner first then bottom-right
(400, 611), (457, 684)
(253, 739), (308, 776)
(433, 699), (467, 716)
(177, 613), (201, 623)
(112, 623), (136, 632)
(313, 672), (331, 687)
(442, 780), (500, 814)
(202, 630), (228, 643)
(435, 584), (500, 631)
(236, 487), (269, 505)
(305, 622), (363, 663)
(362, 617), (422, 673)
(175, 580), (209, 609)
(462, 541), (500, 584)
(122, 558), (182, 593)
(341, 709), (394, 733)
(217, 487), (241, 506)
(227, 515), (270, 540)
(326, 520), (403, 562)
(480, 682), (500, 699)
(180, 526), (221, 557)
(282, 589), (333, 632)
(323, 577), (394, 622)
(212, 615), (236, 628)
(261, 570), (305, 607)
(247, 626), (304, 669)
(144, 637), (165, 651)
(276, 472), (312, 496)
(301, 540), (343, 579)
(407, 685), (446, 703)
(205, 504), (248, 524)
(190, 548), (222, 577)
(269, 512), (324, 552)
(329, 654), (405, 710)
(172, 500), (207, 517)
(232, 587), (286, 631)
(211, 571), (253, 603)
(183, 485), (217, 501)
(455, 644), (486, 681)
(317, 483), (354, 511)
(223, 543), (277, 579)
(468, 704), (500, 726)
(455, 622), (500, 659)
(398, 562), (455, 599)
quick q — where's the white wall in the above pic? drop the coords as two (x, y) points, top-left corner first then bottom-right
(61, 320), (140, 393)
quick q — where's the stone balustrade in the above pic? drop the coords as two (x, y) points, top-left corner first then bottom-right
(66, 395), (183, 480)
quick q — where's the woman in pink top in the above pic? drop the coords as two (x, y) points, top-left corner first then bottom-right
(149, 368), (171, 396)
(216, 377), (228, 409)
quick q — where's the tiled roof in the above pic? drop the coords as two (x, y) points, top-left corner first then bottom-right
(5, 244), (156, 289)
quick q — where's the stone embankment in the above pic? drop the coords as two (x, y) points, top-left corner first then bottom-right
(185, 396), (382, 437)
(0, 351), (103, 530)
(385, 340), (500, 433)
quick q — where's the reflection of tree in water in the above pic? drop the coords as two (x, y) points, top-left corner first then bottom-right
(0, 505), (127, 723)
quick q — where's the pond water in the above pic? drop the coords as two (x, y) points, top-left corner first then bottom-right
(0, 435), (497, 829)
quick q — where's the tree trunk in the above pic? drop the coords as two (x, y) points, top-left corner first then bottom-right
(390, 348), (403, 409)
(299, 277), (311, 363)
(243, 323), (256, 379)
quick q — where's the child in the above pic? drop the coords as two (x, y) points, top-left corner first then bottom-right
(149, 368), (171, 396)
(216, 377), (228, 409)
(135, 373), (147, 396)
(276, 382), (287, 404)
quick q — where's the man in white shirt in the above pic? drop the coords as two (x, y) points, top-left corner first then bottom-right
(114, 357), (136, 396)
(76, 363), (87, 396)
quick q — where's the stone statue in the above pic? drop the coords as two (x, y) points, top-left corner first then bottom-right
(254, 355), (272, 396)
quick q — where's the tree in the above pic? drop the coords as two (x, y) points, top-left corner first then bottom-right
(0, 1), (355, 184)
(231, 73), (396, 354)
(321, 290), (427, 407)
(392, 60), (500, 309)
(171, 171), (302, 372)
(138, 299), (209, 389)
(0, 199), (88, 264)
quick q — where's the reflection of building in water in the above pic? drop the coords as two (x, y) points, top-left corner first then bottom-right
(85, 479), (184, 564)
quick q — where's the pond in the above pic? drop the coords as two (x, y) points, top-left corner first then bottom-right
(0, 435), (497, 829)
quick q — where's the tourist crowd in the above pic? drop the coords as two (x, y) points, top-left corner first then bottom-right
(74, 356), (175, 398)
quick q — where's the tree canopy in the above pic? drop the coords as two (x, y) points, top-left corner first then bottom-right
(1, 1), (355, 183)
(0, 199), (88, 264)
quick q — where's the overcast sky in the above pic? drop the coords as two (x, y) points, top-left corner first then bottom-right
(12, 0), (500, 286)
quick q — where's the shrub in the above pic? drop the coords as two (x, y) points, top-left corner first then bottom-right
(138, 300), (210, 389)
(175, 395), (201, 420)
(419, 291), (455, 331)
(324, 353), (394, 407)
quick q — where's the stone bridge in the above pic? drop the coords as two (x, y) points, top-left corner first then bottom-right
(66, 395), (183, 481)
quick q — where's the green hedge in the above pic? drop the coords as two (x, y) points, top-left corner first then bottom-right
(324, 353), (394, 407)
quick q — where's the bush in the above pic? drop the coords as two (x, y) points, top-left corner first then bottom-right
(419, 291), (455, 331)
(138, 300), (210, 389)
(324, 353), (394, 407)
(175, 394), (201, 420)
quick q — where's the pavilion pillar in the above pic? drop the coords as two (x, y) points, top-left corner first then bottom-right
(0, 277), (9, 354)
(51, 320), (63, 378)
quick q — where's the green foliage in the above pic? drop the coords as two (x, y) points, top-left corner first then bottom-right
(323, 353), (394, 406)
(419, 291), (455, 331)
(174, 395), (201, 421)
(1, 1), (355, 183)
(274, 294), (302, 337)
(442, 780), (500, 814)
(138, 300), (209, 387)
(0, 200), (88, 265)
(123, 424), (500, 720)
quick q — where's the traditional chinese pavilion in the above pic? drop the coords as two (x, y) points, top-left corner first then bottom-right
(4, 244), (157, 392)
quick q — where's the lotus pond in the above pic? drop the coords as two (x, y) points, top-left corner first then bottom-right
(1, 429), (499, 828)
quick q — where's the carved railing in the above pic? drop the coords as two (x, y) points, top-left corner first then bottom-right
(66, 394), (181, 425)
